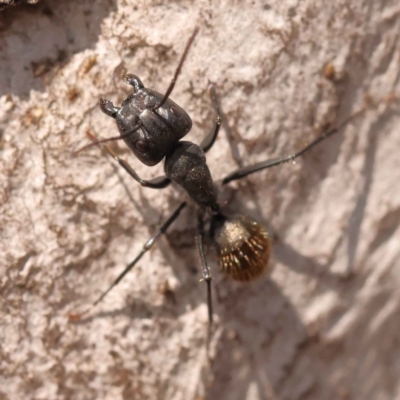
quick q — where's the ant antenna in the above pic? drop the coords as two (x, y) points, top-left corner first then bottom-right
(153, 26), (200, 110)
(72, 123), (142, 157)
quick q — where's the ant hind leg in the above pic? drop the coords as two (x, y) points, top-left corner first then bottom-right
(195, 212), (213, 349)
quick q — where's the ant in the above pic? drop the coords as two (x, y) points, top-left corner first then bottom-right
(70, 27), (379, 337)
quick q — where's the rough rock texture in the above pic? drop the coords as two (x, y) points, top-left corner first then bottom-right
(1, 1), (400, 399)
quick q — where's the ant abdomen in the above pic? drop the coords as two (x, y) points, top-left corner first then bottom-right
(211, 213), (270, 281)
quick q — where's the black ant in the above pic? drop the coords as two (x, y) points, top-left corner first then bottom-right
(69, 27), (380, 336)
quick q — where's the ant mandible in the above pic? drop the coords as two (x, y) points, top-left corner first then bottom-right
(70, 27), (369, 333)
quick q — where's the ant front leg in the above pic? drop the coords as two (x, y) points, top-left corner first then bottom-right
(86, 131), (171, 189)
(195, 212), (213, 346)
(201, 81), (222, 153)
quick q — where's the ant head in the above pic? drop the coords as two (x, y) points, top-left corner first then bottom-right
(110, 75), (192, 166)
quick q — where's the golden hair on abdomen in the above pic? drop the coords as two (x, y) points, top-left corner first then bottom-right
(212, 214), (270, 281)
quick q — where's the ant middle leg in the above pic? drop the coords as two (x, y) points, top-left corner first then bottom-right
(69, 201), (187, 320)
(85, 131), (171, 189)
(222, 106), (368, 184)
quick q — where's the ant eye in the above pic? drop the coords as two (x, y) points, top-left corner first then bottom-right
(170, 103), (180, 117)
(135, 140), (147, 153)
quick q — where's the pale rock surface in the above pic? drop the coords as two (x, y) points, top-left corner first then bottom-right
(1, 1), (400, 399)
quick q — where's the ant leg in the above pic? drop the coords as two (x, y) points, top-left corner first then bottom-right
(195, 213), (213, 345)
(222, 106), (367, 184)
(153, 27), (200, 110)
(85, 131), (171, 189)
(69, 201), (187, 320)
(201, 81), (222, 153)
